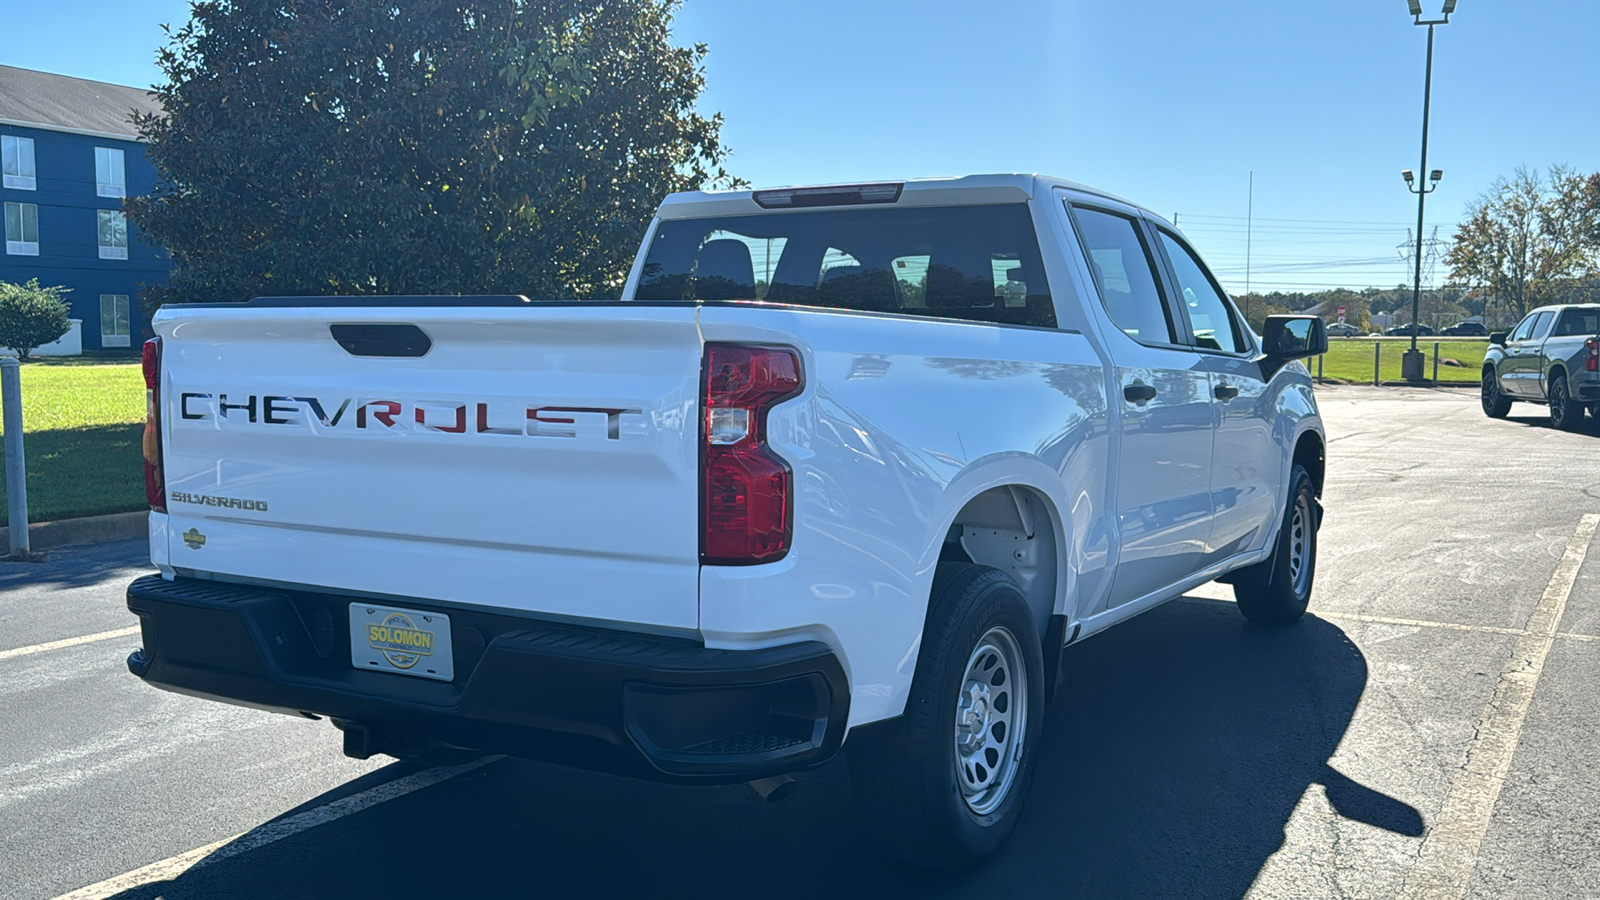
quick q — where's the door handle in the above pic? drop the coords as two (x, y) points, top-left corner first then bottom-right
(1214, 383), (1239, 401)
(1124, 383), (1158, 405)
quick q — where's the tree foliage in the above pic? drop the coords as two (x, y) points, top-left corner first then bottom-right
(0, 280), (73, 360)
(129, 0), (739, 305)
(1445, 166), (1600, 321)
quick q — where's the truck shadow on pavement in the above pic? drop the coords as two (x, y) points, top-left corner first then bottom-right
(1502, 411), (1600, 434)
(111, 597), (1421, 900)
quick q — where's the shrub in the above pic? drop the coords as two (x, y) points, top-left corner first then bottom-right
(0, 279), (73, 360)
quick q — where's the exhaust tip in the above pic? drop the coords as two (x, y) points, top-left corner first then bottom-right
(748, 774), (797, 803)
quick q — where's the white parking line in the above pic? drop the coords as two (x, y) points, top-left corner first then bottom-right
(1321, 610), (1600, 645)
(0, 626), (140, 663)
(52, 756), (499, 900)
(1319, 612), (1523, 638)
(1397, 513), (1600, 900)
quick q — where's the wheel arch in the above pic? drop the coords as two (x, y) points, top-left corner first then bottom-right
(922, 461), (1071, 646)
(1292, 429), (1326, 498)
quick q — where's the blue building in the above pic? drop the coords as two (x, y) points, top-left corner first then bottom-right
(0, 65), (168, 353)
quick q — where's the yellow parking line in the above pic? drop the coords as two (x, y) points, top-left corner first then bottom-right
(0, 626), (140, 663)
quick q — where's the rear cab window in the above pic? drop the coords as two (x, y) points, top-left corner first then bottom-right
(634, 204), (1056, 327)
(1554, 309), (1600, 337)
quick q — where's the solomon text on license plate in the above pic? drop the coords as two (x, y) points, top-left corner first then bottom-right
(349, 603), (454, 681)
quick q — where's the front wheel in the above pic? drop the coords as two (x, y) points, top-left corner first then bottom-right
(1549, 373), (1583, 432)
(848, 563), (1044, 870)
(1481, 368), (1512, 418)
(1232, 465), (1319, 624)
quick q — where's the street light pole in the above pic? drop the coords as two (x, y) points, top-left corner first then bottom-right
(1401, 0), (1455, 381)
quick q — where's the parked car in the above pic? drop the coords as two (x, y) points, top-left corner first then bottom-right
(1441, 321), (1488, 336)
(1326, 322), (1361, 337)
(1482, 304), (1600, 430)
(1384, 323), (1435, 336)
(124, 175), (1329, 868)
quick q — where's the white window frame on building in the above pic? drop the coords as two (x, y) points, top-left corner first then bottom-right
(100, 294), (131, 349)
(2, 135), (36, 190)
(98, 209), (128, 260)
(95, 147), (126, 198)
(5, 201), (39, 255)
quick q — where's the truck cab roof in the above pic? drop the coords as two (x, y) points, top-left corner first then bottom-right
(657, 174), (1158, 224)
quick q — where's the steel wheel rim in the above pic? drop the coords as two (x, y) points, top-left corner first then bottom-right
(953, 626), (1027, 816)
(1287, 492), (1312, 597)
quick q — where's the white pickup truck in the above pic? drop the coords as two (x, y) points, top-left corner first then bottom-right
(127, 175), (1328, 868)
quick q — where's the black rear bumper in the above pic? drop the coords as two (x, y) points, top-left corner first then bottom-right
(125, 575), (849, 784)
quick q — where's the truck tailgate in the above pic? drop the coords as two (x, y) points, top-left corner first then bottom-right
(155, 304), (703, 631)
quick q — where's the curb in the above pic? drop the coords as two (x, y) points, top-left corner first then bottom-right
(0, 510), (147, 552)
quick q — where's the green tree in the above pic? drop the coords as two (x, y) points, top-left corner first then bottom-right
(1445, 166), (1600, 321)
(129, 0), (738, 306)
(0, 280), (72, 360)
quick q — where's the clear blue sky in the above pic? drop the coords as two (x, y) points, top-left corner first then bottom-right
(6, 0), (1597, 294)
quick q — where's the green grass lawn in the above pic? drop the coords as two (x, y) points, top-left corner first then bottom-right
(1311, 337), (1488, 385)
(0, 359), (145, 522)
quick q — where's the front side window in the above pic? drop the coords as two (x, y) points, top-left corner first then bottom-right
(5, 202), (39, 255)
(1509, 314), (1537, 343)
(1157, 229), (1245, 354)
(98, 210), (128, 259)
(2, 135), (36, 190)
(635, 204), (1056, 327)
(95, 147), (126, 198)
(1071, 205), (1174, 344)
(100, 295), (131, 348)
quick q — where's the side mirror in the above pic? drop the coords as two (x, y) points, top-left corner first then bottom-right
(1488, 332), (1508, 346)
(1262, 315), (1328, 360)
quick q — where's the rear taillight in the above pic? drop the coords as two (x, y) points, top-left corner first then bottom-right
(701, 344), (803, 565)
(142, 337), (165, 512)
(1586, 338), (1598, 372)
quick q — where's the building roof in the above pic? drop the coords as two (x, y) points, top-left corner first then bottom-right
(0, 65), (163, 141)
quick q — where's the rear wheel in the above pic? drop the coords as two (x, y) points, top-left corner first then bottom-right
(849, 563), (1044, 870)
(1481, 367), (1512, 418)
(1549, 373), (1583, 432)
(1232, 465), (1318, 625)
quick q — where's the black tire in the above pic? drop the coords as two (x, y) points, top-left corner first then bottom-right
(1548, 373), (1583, 432)
(1481, 367), (1512, 418)
(1232, 465), (1318, 625)
(848, 563), (1045, 870)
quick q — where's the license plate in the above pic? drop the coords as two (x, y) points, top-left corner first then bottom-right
(350, 603), (454, 681)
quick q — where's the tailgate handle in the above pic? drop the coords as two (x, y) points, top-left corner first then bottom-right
(329, 323), (432, 358)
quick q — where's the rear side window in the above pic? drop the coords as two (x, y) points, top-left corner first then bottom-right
(1531, 311), (1556, 340)
(634, 204), (1056, 327)
(1070, 206), (1175, 344)
(1555, 309), (1600, 337)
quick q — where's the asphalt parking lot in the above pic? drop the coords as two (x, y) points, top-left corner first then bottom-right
(3, 384), (1598, 900)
